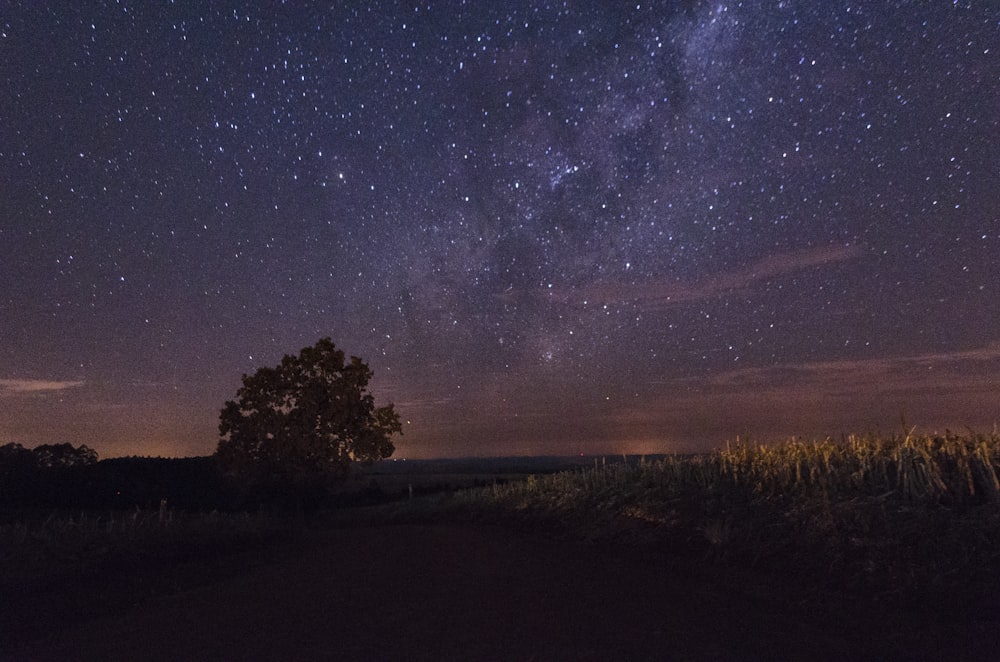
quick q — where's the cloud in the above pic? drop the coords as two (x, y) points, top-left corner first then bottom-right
(544, 244), (863, 309)
(613, 343), (1000, 445)
(638, 344), (1000, 405)
(0, 379), (85, 395)
(394, 397), (454, 410)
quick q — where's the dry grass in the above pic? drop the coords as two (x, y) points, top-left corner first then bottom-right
(450, 432), (1000, 602)
(7, 432), (999, 604)
(0, 508), (291, 583)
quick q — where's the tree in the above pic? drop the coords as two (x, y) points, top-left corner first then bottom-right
(0, 442), (37, 503)
(0, 442), (98, 507)
(215, 338), (402, 494)
(32, 442), (98, 469)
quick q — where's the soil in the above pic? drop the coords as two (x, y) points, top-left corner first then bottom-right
(2, 522), (996, 661)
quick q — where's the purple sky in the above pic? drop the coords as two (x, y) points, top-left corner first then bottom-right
(2, 2), (998, 458)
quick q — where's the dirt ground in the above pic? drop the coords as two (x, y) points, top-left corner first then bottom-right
(2, 523), (996, 661)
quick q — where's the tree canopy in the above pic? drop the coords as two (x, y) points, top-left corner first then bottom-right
(215, 338), (402, 490)
(0, 441), (97, 470)
(0, 441), (99, 508)
(32, 442), (98, 469)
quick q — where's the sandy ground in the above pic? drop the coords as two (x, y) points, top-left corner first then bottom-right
(2, 523), (995, 661)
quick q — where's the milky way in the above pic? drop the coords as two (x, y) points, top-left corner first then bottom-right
(2, 2), (998, 458)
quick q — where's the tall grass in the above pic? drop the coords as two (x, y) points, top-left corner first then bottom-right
(717, 431), (1000, 504)
(452, 432), (1000, 600)
(0, 508), (290, 582)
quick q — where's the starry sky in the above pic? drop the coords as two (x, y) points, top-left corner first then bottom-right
(2, 1), (998, 459)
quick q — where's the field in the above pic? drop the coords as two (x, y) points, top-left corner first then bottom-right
(448, 431), (1000, 602)
(3, 432), (1000, 660)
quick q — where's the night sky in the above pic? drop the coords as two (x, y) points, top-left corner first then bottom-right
(2, 2), (998, 459)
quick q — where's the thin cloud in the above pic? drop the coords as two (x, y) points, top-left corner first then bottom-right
(651, 343), (1000, 395)
(545, 244), (863, 309)
(616, 344), (1000, 444)
(0, 379), (85, 395)
(394, 397), (454, 410)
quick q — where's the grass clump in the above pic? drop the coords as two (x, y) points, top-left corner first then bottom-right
(0, 508), (295, 584)
(450, 431), (1000, 603)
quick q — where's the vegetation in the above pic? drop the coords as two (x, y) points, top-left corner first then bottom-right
(1, 442), (102, 510)
(5, 429), (999, 608)
(0, 448), (235, 514)
(0, 506), (302, 649)
(0, 508), (287, 582)
(4, 435), (996, 659)
(216, 337), (402, 506)
(450, 431), (1000, 603)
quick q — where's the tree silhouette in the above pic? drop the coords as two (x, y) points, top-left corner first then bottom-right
(32, 442), (98, 469)
(216, 338), (402, 498)
(0, 443), (37, 504)
(0, 442), (98, 507)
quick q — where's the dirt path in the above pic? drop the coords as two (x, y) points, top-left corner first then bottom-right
(2, 523), (991, 660)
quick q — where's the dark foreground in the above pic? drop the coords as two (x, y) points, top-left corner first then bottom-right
(2, 523), (996, 661)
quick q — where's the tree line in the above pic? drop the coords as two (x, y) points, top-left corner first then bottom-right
(0, 442), (232, 513)
(1, 338), (404, 515)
